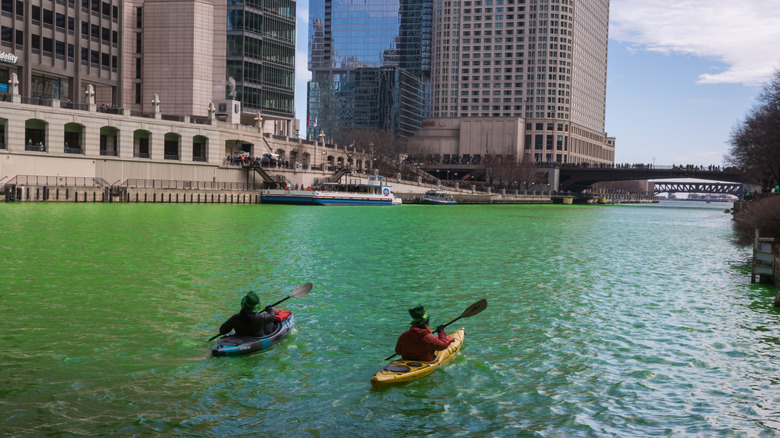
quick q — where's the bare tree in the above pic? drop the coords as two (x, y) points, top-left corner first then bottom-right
(726, 68), (780, 191)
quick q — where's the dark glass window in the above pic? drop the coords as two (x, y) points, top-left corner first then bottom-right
(135, 33), (141, 52)
(1, 0), (12, 13)
(15, 0), (22, 16)
(81, 21), (88, 35)
(102, 27), (109, 42)
(68, 17), (74, 32)
(135, 83), (141, 104)
(1, 26), (12, 43)
(101, 52), (109, 66)
(68, 43), (74, 59)
(43, 9), (53, 25)
(135, 58), (141, 78)
(56, 13), (66, 28)
(136, 7), (142, 28)
(90, 49), (98, 63)
(56, 40), (65, 56)
(32, 35), (40, 49)
(43, 37), (53, 53)
(15, 30), (22, 45)
(32, 5), (41, 21)
(91, 24), (99, 39)
(81, 47), (88, 61)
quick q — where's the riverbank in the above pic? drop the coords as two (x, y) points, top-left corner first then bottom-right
(2, 183), (657, 205)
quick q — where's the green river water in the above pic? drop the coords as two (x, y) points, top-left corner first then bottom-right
(1, 201), (778, 437)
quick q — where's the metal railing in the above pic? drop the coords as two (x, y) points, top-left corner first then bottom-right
(6, 175), (109, 187)
(129, 110), (155, 118)
(120, 178), (255, 191)
(162, 114), (184, 122)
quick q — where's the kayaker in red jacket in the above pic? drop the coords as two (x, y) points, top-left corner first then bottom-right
(395, 305), (454, 361)
(219, 291), (276, 337)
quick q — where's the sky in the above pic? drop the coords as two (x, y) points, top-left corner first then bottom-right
(293, 0), (780, 167)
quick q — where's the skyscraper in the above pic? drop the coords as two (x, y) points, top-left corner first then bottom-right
(431, 0), (613, 164)
(306, 0), (432, 141)
(227, 0), (296, 120)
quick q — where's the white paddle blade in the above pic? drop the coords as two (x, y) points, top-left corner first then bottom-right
(291, 282), (313, 297)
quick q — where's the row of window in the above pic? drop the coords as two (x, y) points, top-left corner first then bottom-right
(226, 35), (295, 67)
(229, 0), (295, 20)
(0, 28), (116, 68)
(1, 0), (118, 21)
(227, 61), (294, 89)
(228, 11), (295, 43)
(0, 14), (117, 46)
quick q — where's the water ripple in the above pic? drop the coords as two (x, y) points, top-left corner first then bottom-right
(1, 203), (779, 436)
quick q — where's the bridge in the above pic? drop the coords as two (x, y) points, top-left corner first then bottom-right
(420, 162), (749, 191)
(557, 166), (746, 192)
(652, 181), (744, 197)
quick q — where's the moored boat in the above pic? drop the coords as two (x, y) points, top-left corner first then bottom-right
(261, 174), (401, 206)
(422, 189), (457, 205)
(211, 313), (295, 356)
(370, 327), (465, 389)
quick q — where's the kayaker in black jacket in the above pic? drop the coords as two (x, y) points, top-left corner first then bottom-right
(219, 291), (277, 337)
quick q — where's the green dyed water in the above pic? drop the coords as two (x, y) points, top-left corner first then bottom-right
(1, 202), (779, 436)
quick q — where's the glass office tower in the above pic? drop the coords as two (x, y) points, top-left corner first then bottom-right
(306, 0), (431, 141)
(227, 0), (296, 119)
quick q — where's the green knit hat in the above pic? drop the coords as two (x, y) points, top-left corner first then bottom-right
(408, 305), (430, 327)
(241, 291), (261, 312)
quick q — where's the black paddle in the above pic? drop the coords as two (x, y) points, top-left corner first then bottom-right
(384, 298), (488, 360)
(207, 282), (314, 342)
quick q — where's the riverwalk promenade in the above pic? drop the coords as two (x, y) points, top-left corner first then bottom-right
(1, 171), (657, 205)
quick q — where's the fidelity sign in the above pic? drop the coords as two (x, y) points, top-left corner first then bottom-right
(0, 51), (18, 64)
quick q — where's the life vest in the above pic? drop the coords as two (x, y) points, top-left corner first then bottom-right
(274, 310), (292, 322)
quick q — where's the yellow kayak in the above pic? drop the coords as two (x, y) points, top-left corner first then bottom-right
(370, 328), (465, 389)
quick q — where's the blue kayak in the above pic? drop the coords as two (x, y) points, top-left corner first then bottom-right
(211, 314), (295, 357)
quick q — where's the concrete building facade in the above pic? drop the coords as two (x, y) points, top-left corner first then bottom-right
(428, 0), (614, 165)
(121, 0), (228, 118)
(0, 74), (370, 192)
(0, 0), (123, 104)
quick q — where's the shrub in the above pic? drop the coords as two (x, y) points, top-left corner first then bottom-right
(733, 196), (780, 247)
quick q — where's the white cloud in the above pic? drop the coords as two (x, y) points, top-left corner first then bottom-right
(610, 0), (780, 85)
